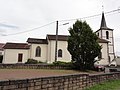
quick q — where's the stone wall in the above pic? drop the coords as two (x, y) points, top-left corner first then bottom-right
(0, 73), (120, 90)
(0, 64), (71, 69)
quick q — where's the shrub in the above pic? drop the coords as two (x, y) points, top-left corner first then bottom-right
(53, 61), (72, 66)
(25, 59), (38, 64)
(38, 61), (44, 63)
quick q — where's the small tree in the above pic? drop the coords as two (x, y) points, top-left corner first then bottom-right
(67, 20), (101, 70)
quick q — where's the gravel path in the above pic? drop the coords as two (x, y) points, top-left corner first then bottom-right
(0, 69), (84, 81)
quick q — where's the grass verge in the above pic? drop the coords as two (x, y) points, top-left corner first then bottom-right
(85, 80), (120, 90)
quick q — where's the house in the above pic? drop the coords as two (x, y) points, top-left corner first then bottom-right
(3, 35), (71, 63)
(3, 35), (109, 64)
(2, 12), (115, 65)
(3, 43), (30, 63)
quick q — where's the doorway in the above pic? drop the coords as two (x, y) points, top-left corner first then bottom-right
(18, 53), (23, 62)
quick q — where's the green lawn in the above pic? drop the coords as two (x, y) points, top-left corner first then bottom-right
(85, 80), (120, 90)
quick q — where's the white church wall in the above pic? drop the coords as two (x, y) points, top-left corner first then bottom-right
(57, 41), (71, 62)
(30, 44), (48, 62)
(100, 29), (115, 62)
(96, 30), (102, 38)
(48, 40), (71, 63)
(102, 30), (113, 40)
(98, 43), (109, 65)
(109, 45), (114, 53)
(48, 40), (55, 63)
(109, 54), (115, 61)
(47, 40), (52, 63)
(3, 49), (29, 64)
(109, 38), (113, 44)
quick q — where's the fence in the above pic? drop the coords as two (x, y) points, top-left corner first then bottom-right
(0, 64), (71, 69)
(0, 72), (120, 90)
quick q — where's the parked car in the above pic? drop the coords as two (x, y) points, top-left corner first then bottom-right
(94, 65), (105, 71)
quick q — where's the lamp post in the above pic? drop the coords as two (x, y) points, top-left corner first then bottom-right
(55, 21), (69, 62)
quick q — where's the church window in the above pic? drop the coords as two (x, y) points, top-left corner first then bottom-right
(106, 31), (109, 39)
(35, 46), (41, 57)
(97, 32), (99, 37)
(98, 52), (102, 59)
(58, 49), (62, 57)
(108, 56), (111, 63)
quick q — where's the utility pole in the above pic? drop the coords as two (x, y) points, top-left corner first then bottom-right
(55, 21), (58, 62)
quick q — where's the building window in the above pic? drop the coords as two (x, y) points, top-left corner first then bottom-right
(98, 52), (102, 59)
(106, 31), (109, 39)
(18, 53), (23, 62)
(108, 56), (111, 63)
(58, 49), (62, 57)
(35, 46), (41, 57)
(97, 32), (99, 37)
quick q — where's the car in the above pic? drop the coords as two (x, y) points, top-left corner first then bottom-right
(94, 65), (105, 71)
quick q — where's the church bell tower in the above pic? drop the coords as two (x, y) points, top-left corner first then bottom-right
(96, 12), (115, 63)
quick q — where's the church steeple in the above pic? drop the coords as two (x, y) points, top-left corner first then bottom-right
(100, 12), (107, 29)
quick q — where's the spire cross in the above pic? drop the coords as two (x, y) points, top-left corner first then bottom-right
(102, 5), (104, 12)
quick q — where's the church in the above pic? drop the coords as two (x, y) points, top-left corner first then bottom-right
(2, 12), (115, 65)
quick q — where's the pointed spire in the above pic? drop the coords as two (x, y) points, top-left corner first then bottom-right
(100, 12), (107, 29)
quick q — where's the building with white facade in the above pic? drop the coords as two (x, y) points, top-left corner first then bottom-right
(95, 12), (115, 64)
(2, 12), (115, 65)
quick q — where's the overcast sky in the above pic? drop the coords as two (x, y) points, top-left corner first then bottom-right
(0, 0), (120, 55)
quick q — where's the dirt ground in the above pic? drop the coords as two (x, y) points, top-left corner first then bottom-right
(0, 69), (103, 81)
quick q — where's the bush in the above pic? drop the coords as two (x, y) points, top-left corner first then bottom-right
(53, 61), (72, 66)
(25, 59), (45, 64)
(0, 55), (3, 63)
(38, 61), (44, 63)
(25, 59), (38, 64)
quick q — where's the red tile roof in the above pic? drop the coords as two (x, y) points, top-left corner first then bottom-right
(27, 38), (48, 44)
(47, 35), (108, 43)
(4, 35), (108, 50)
(98, 38), (109, 43)
(3, 43), (30, 49)
(47, 35), (68, 41)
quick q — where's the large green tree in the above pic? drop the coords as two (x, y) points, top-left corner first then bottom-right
(67, 20), (101, 70)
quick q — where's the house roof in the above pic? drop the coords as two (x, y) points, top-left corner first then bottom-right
(3, 35), (108, 50)
(3, 43), (30, 49)
(47, 35), (68, 41)
(0, 43), (5, 50)
(47, 34), (108, 43)
(98, 38), (109, 43)
(27, 38), (48, 44)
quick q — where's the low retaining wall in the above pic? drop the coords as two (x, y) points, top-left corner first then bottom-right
(0, 73), (120, 90)
(0, 64), (71, 69)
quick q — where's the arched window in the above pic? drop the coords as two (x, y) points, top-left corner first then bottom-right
(97, 32), (99, 37)
(106, 31), (109, 39)
(98, 52), (102, 59)
(108, 56), (111, 63)
(58, 49), (62, 57)
(35, 46), (41, 57)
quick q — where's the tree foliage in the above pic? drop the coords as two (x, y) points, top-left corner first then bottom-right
(67, 20), (101, 70)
